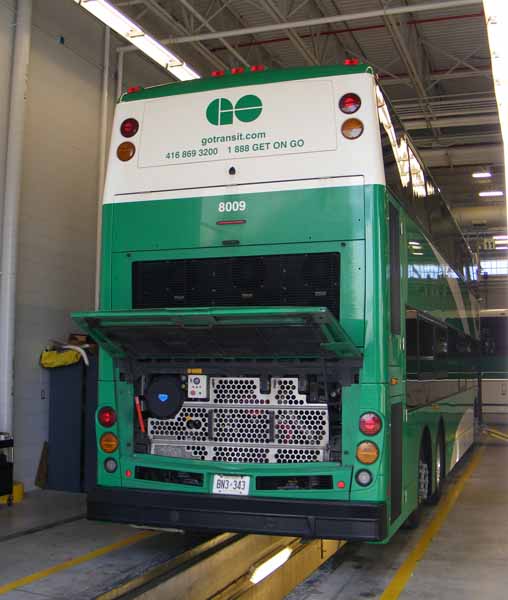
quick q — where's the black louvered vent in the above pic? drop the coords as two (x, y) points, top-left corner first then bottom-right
(132, 253), (340, 317)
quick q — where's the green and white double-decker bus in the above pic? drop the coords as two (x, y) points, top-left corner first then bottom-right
(73, 63), (479, 542)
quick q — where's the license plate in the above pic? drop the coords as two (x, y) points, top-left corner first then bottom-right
(212, 474), (250, 496)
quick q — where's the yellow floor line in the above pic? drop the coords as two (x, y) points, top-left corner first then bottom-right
(380, 446), (485, 600)
(0, 529), (158, 595)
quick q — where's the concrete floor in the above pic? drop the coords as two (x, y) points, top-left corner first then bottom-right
(0, 491), (209, 599)
(288, 430), (508, 600)
(1, 426), (506, 599)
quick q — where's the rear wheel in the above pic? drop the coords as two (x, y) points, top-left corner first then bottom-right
(403, 442), (430, 529)
(428, 431), (445, 505)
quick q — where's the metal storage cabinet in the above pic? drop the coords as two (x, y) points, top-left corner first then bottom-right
(47, 355), (97, 492)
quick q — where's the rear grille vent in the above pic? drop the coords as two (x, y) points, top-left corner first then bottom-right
(132, 252), (340, 317)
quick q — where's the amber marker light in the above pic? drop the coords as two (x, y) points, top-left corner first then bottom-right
(100, 432), (119, 453)
(117, 141), (136, 161)
(341, 118), (364, 139)
(356, 441), (379, 464)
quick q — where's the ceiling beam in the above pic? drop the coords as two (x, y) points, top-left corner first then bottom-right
(404, 114), (499, 129)
(157, 0), (481, 45)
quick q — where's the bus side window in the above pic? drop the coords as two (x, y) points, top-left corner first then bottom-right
(434, 326), (448, 379)
(405, 310), (418, 380)
(389, 204), (401, 335)
(418, 318), (434, 378)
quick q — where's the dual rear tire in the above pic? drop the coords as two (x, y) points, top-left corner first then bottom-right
(404, 430), (445, 528)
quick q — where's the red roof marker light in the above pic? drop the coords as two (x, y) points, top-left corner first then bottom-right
(211, 70), (225, 77)
(344, 58), (360, 66)
(231, 67), (245, 75)
(250, 65), (266, 72)
(127, 85), (142, 94)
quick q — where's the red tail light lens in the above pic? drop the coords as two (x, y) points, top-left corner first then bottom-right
(359, 412), (382, 436)
(339, 93), (361, 114)
(98, 407), (117, 427)
(120, 118), (139, 138)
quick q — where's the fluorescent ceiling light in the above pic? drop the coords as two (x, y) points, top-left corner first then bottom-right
(472, 171), (492, 178)
(408, 241), (422, 247)
(74, 0), (199, 81)
(494, 235), (508, 239)
(479, 190), (504, 197)
(250, 547), (293, 584)
(483, 1), (508, 229)
(496, 246), (508, 250)
(412, 252), (424, 256)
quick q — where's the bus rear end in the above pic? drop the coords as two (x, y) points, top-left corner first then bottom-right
(73, 64), (391, 541)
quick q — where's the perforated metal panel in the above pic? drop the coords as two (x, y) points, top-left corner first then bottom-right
(148, 376), (330, 464)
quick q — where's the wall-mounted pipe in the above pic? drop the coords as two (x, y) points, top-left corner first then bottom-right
(94, 26), (110, 310)
(0, 0), (32, 435)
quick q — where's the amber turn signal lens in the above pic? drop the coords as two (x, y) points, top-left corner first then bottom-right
(100, 432), (119, 453)
(117, 141), (136, 161)
(341, 118), (364, 139)
(356, 441), (379, 464)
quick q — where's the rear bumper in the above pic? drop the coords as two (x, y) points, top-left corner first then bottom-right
(87, 486), (387, 541)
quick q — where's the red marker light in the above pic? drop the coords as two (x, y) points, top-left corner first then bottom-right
(337, 481), (346, 489)
(339, 93), (361, 115)
(231, 67), (245, 75)
(125, 469), (132, 478)
(216, 219), (247, 225)
(344, 58), (360, 66)
(120, 118), (139, 138)
(250, 65), (265, 72)
(127, 85), (142, 94)
(359, 412), (382, 436)
(211, 70), (225, 77)
(98, 407), (117, 427)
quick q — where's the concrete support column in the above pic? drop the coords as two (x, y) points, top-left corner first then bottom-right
(0, 0), (32, 434)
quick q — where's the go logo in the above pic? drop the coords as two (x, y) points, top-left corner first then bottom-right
(206, 95), (263, 126)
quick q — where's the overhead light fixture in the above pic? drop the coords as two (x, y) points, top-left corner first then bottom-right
(412, 252), (424, 256)
(74, 0), (199, 81)
(408, 241), (422, 247)
(483, 1), (508, 229)
(494, 235), (508, 239)
(479, 190), (504, 197)
(496, 246), (508, 250)
(249, 547), (293, 584)
(472, 171), (492, 178)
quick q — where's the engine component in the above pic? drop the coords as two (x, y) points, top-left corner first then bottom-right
(145, 375), (185, 419)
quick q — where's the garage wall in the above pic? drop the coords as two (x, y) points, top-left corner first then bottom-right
(0, 0), (169, 489)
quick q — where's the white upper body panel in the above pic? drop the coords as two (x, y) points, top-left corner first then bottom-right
(103, 72), (385, 204)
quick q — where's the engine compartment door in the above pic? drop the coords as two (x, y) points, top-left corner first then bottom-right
(72, 306), (361, 361)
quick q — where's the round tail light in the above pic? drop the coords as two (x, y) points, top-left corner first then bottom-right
(117, 141), (136, 161)
(339, 93), (361, 114)
(120, 118), (139, 137)
(356, 469), (373, 486)
(356, 441), (379, 465)
(98, 406), (117, 427)
(341, 118), (364, 139)
(100, 432), (119, 453)
(359, 412), (382, 436)
(104, 458), (118, 473)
